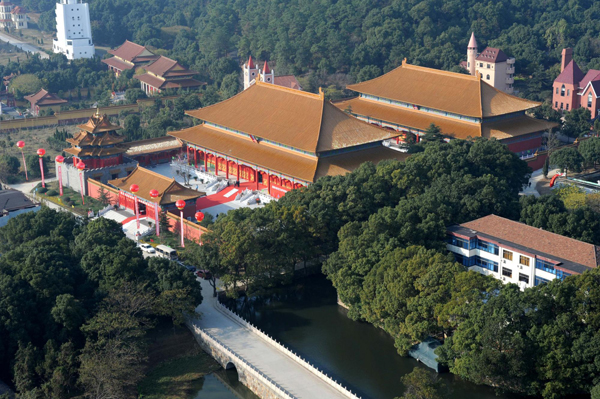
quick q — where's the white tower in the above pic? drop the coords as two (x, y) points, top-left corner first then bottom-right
(260, 61), (274, 84)
(243, 55), (259, 90)
(53, 0), (95, 60)
(467, 32), (478, 76)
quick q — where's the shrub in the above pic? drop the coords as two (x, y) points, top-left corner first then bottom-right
(63, 196), (71, 202)
(45, 189), (59, 196)
(37, 187), (48, 194)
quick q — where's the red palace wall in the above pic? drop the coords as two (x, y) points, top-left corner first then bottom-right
(75, 155), (123, 169)
(88, 179), (120, 205)
(503, 135), (543, 154)
(526, 153), (547, 171)
(166, 211), (207, 244)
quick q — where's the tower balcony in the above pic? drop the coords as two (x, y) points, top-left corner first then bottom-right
(507, 57), (515, 65)
(506, 77), (514, 84)
(506, 67), (515, 74)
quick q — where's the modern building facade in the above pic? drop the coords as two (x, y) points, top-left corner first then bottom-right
(169, 81), (407, 199)
(0, 1), (28, 30)
(336, 60), (556, 161)
(446, 215), (599, 289)
(552, 48), (600, 119)
(134, 56), (204, 96)
(53, 0), (95, 60)
(463, 33), (515, 94)
(243, 56), (302, 91)
(102, 40), (159, 77)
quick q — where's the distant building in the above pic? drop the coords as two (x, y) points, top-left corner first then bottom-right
(53, 0), (95, 60)
(134, 56), (205, 96)
(243, 55), (302, 91)
(336, 59), (556, 166)
(102, 40), (159, 77)
(0, 188), (40, 228)
(24, 89), (68, 116)
(461, 33), (515, 94)
(0, 1), (28, 30)
(446, 215), (599, 289)
(552, 48), (600, 118)
(124, 136), (182, 166)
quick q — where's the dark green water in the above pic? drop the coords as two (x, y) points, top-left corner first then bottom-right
(222, 275), (519, 399)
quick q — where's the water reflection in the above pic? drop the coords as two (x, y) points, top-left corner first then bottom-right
(194, 369), (258, 399)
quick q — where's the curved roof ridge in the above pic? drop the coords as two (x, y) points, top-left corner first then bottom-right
(254, 80), (321, 99)
(401, 61), (479, 81)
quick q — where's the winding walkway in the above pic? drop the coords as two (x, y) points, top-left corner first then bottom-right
(192, 279), (357, 399)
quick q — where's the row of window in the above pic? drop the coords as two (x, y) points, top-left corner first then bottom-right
(556, 88), (594, 108)
(454, 253), (499, 272)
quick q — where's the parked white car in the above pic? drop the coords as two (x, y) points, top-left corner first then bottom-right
(139, 243), (155, 253)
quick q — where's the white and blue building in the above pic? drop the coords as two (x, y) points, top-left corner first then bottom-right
(446, 215), (598, 290)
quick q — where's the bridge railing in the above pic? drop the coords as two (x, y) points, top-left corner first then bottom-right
(215, 301), (362, 399)
(186, 319), (297, 399)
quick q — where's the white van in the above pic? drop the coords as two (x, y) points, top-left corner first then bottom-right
(155, 245), (178, 260)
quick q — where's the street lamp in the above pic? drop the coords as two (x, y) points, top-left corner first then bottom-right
(16, 141), (27, 180)
(149, 189), (159, 237)
(76, 161), (85, 205)
(55, 155), (64, 196)
(176, 199), (186, 248)
(36, 148), (46, 188)
(195, 211), (204, 245)
(130, 184), (140, 230)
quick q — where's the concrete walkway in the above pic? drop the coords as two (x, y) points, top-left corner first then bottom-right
(5, 178), (80, 216)
(192, 279), (351, 399)
(520, 167), (560, 197)
(0, 31), (49, 59)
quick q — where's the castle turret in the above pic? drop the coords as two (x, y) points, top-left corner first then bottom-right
(467, 32), (478, 76)
(243, 55), (259, 90)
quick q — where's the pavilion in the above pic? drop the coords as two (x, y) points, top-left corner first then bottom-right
(134, 56), (205, 96)
(108, 166), (205, 219)
(102, 40), (159, 76)
(335, 59), (558, 164)
(168, 80), (407, 199)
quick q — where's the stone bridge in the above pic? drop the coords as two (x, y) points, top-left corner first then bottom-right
(187, 279), (362, 399)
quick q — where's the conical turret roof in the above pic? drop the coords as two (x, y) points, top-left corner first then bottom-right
(468, 32), (478, 49)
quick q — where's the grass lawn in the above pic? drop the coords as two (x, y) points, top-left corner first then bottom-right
(138, 322), (221, 399)
(37, 181), (107, 216)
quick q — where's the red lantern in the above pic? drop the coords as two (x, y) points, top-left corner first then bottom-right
(37, 148), (46, 157)
(55, 155), (64, 164)
(176, 199), (186, 210)
(130, 184), (139, 193)
(16, 140), (24, 149)
(149, 189), (159, 198)
(76, 161), (85, 171)
(195, 211), (204, 223)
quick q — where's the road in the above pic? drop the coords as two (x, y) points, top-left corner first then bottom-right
(0, 31), (49, 59)
(6, 178), (82, 217)
(191, 278), (351, 399)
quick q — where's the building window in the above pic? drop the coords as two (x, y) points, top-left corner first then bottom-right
(566, 104), (569, 110)
(588, 93), (593, 108)
(561, 85), (565, 96)
(475, 256), (499, 273)
(446, 235), (469, 249)
(555, 101), (558, 107)
(503, 250), (513, 261)
(486, 74), (490, 80)
(555, 87), (558, 94)
(487, 64), (490, 68)
(519, 256), (530, 266)
(560, 103), (564, 109)
(567, 89), (570, 95)
(467, 62), (470, 67)
(519, 273), (529, 284)
(479, 63), (483, 67)
(477, 239), (499, 255)
(502, 268), (512, 278)
(535, 276), (550, 286)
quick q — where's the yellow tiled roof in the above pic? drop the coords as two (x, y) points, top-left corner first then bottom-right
(346, 61), (540, 118)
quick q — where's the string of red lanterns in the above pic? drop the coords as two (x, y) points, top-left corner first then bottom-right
(76, 161), (85, 205)
(55, 155), (64, 196)
(176, 199), (186, 248)
(16, 141), (27, 181)
(37, 148), (46, 188)
(149, 189), (160, 237)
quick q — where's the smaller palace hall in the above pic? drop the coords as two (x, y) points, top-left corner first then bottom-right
(169, 80), (407, 199)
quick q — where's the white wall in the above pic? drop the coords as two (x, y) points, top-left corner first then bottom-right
(54, 0), (95, 60)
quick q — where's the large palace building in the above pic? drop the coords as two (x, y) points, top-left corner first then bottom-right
(169, 81), (407, 198)
(102, 40), (159, 77)
(336, 60), (557, 165)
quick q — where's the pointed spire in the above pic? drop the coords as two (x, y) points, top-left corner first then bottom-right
(468, 32), (478, 49)
(263, 60), (271, 74)
(247, 55), (255, 69)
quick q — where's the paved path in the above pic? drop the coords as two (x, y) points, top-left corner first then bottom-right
(193, 279), (351, 399)
(520, 167), (560, 198)
(0, 31), (49, 59)
(6, 178), (82, 217)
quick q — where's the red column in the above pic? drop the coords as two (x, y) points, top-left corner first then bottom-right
(268, 172), (271, 196)
(237, 161), (240, 182)
(226, 160), (230, 179)
(204, 150), (207, 171)
(255, 167), (259, 190)
(215, 157), (219, 176)
(186, 146), (189, 163)
(194, 148), (197, 169)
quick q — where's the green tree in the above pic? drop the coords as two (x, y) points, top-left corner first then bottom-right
(550, 147), (584, 176)
(397, 368), (449, 399)
(421, 124), (445, 143)
(578, 137), (600, 167)
(563, 107), (591, 138)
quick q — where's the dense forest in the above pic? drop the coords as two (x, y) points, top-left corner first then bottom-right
(24, 0), (600, 101)
(189, 137), (600, 398)
(0, 211), (202, 398)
